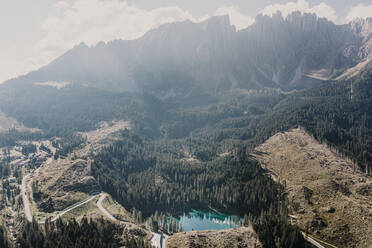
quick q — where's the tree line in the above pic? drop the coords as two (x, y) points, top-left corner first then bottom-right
(17, 218), (150, 248)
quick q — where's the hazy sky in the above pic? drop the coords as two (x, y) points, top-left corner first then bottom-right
(1, 0), (372, 83)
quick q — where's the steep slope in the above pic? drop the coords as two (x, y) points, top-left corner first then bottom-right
(253, 60), (372, 174)
(166, 227), (262, 248)
(237, 12), (367, 89)
(32, 121), (130, 213)
(4, 13), (372, 94)
(252, 127), (372, 248)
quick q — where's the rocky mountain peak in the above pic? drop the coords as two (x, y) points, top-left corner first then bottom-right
(348, 18), (372, 59)
(199, 15), (235, 32)
(5, 13), (372, 94)
(349, 18), (372, 37)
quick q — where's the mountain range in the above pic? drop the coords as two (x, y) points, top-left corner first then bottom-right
(1, 10), (372, 248)
(4, 12), (372, 95)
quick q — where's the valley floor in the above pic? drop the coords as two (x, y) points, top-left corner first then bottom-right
(3, 122), (371, 248)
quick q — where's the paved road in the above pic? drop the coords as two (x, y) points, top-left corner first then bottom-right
(302, 232), (338, 248)
(96, 193), (117, 222)
(21, 158), (98, 224)
(21, 158), (165, 248)
(38, 194), (98, 224)
(21, 158), (52, 222)
(95, 193), (167, 248)
(21, 174), (32, 222)
(151, 233), (167, 248)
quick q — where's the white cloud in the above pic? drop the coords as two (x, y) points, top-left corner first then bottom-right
(260, 0), (337, 22)
(215, 6), (255, 30)
(33, 0), (256, 75)
(0, 0), (341, 84)
(1, 0), (204, 83)
(346, 4), (372, 23)
(34, 0), (202, 72)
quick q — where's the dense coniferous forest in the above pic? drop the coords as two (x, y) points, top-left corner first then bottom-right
(17, 218), (150, 248)
(1, 50), (371, 248)
(253, 203), (307, 248)
(0, 226), (9, 248)
(0, 83), (170, 138)
(252, 62), (372, 174)
(52, 134), (86, 159)
(0, 130), (43, 147)
(90, 65), (372, 247)
(92, 130), (281, 217)
(92, 130), (307, 247)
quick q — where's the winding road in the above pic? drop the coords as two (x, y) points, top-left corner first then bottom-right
(96, 193), (167, 248)
(21, 165), (330, 248)
(96, 193), (116, 222)
(21, 158), (99, 224)
(22, 172), (98, 224)
(21, 160), (165, 248)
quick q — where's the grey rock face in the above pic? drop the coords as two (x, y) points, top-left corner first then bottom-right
(4, 13), (372, 95)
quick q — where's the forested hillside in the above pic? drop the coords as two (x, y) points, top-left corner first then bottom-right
(254, 61), (372, 174)
(92, 130), (307, 247)
(5, 14), (371, 93)
(92, 130), (281, 217)
(0, 226), (9, 248)
(1, 9), (372, 248)
(17, 218), (150, 248)
(89, 62), (372, 247)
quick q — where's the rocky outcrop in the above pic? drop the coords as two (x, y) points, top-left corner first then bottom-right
(349, 18), (372, 59)
(4, 13), (372, 94)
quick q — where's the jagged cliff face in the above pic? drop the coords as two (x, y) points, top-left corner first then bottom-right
(349, 18), (372, 59)
(4, 12), (372, 95)
(237, 12), (366, 89)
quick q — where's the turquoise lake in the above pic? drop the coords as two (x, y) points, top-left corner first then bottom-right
(176, 210), (242, 231)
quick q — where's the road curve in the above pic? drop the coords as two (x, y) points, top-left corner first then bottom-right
(95, 193), (167, 248)
(22, 166), (164, 248)
(22, 171), (97, 224)
(96, 193), (117, 222)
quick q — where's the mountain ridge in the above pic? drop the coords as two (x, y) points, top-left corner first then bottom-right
(3, 12), (372, 95)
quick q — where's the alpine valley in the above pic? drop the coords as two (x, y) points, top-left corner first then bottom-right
(0, 11), (371, 248)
